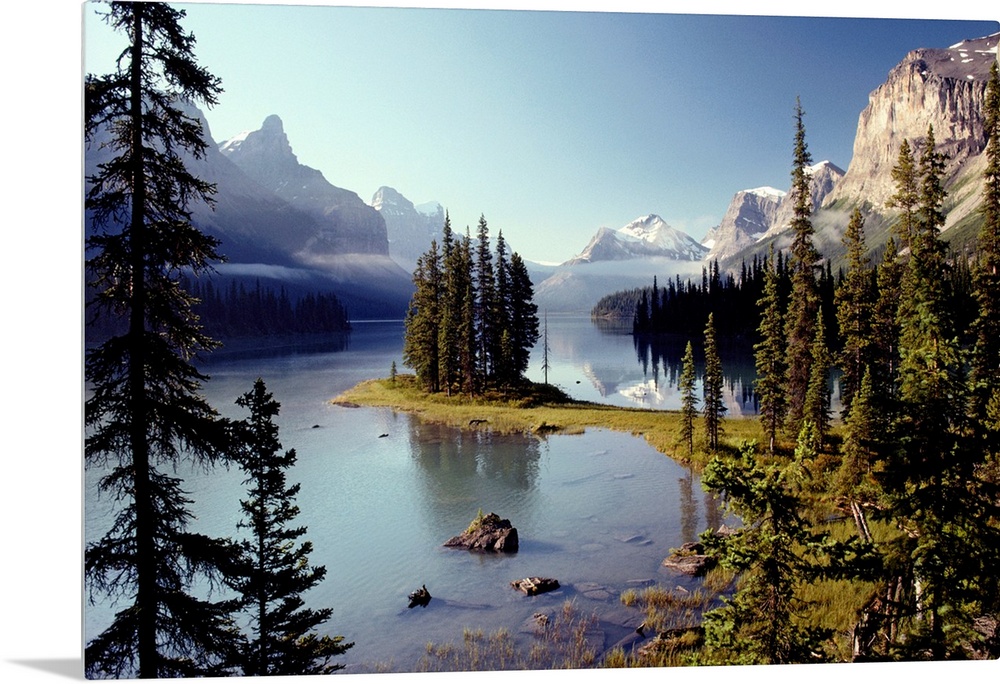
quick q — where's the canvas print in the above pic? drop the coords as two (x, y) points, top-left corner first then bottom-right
(83, 0), (1000, 678)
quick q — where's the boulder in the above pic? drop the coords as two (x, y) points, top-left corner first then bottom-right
(444, 512), (519, 553)
(511, 577), (561, 596)
(662, 541), (717, 577)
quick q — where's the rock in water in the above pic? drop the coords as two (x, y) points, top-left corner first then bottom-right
(443, 512), (519, 553)
(511, 577), (561, 596)
(408, 585), (431, 609)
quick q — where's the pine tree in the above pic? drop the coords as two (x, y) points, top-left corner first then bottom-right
(870, 237), (903, 417)
(506, 251), (540, 383)
(885, 127), (994, 659)
(84, 3), (240, 677)
(888, 139), (919, 252)
(835, 365), (878, 510)
(474, 215), (496, 384)
(834, 207), (873, 415)
(970, 61), (1000, 451)
(228, 379), (352, 676)
(679, 340), (698, 456)
(783, 99), (821, 435)
(698, 443), (838, 665)
(437, 213), (459, 394)
(403, 241), (442, 392)
(492, 230), (514, 387)
(702, 313), (726, 452)
(803, 309), (832, 443)
(754, 246), (787, 454)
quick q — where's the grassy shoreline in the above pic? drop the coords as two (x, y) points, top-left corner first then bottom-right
(331, 374), (770, 471)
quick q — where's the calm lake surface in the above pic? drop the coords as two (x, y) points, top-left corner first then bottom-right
(84, 317), (749, 673)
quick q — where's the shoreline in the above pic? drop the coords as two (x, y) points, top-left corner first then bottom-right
(331, 375), (766, 471)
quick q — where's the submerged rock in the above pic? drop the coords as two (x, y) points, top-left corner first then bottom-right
(443, 512), (519, 553)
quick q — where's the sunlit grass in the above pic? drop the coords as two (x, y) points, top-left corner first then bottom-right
(332, 374), (831, 470)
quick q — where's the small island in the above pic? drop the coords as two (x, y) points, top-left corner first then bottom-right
(330, 374), (763, 471)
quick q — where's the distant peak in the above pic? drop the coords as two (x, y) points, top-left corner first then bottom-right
(262, 114), (284, 132)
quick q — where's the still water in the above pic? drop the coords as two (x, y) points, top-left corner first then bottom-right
(85, 317), (738, 673)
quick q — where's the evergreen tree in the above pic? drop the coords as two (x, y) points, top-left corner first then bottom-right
(403, 241), (442, 392)
(437, 213), (459, 394)
(754, 246), (787, 454)
(679, 340), (698, 456)
(884, 126), (997, 659)
(84, 3), (239, 677)
(835, 365), (878, 511)
(698, 443), (839, 665)
(492, 230), (514, 386)
(228, 379), (353, 676)
(803, 309), (832, 442)
(969, 61), (1000, 451)
(458, 230), (478, 396)
(834, 207), (874, 415)
(888, 139), (919, 252)
(702, 313), (726, 452)
(506, 251), (540, 382)
(783, 99), (821, 435)
(870, 237), (903, 417)
(474, 215), (496, 383)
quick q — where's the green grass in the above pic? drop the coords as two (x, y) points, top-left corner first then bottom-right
(332, 374), (814, 471)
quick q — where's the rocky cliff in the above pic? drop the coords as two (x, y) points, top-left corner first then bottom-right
(220, 115), (390, 257)
(825, 32), (998, 226)
(702, 187), (785, 263)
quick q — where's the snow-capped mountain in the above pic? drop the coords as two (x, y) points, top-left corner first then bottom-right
(564, 214), (709, 266)
(702, 186), (785, 262)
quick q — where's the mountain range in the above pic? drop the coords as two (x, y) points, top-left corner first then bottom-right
(84, 32), (999, 317)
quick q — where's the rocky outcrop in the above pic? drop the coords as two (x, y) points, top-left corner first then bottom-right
(661, 541), (717, 576)
(443, 512), (519, 553)
(825, 33), (998, 220)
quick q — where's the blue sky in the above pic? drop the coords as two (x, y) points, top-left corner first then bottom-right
(83, 2), (998, 264)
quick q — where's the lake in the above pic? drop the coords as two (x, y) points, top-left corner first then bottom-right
(84, 316), (749, 673)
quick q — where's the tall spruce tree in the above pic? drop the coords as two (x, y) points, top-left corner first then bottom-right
(506, 251), (540, 382)
(474, 215), (496, 384)
(403, 241), (442, 392)
(84, 3), (240, 677)
(437, 213), (459, 395)
(228, 379), (352, 676)
(492, 230), (514, 386)
(702, 313), (726, 452)
(834, 208), (873, 415)
(754, 246), (787, 454)
(970, 61), (1000, 452)
(888, 140), (920, 252)
(679, 340), (698, 456)
(870, 237), (903, 418)
(885, 126), (996, 658)
(803, 309), (832, 443)
(783, 99), (821, 435)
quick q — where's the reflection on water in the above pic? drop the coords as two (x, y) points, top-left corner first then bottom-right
(85, 317), (737, 673)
